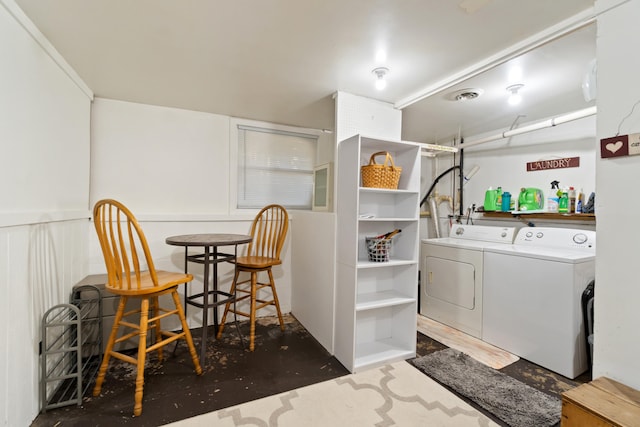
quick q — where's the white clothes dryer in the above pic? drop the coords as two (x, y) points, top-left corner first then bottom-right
(420, 224), (516, 338)
(483, 227), (596, 379)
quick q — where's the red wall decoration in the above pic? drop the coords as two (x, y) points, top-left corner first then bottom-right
(600, 133), (640, 158)
(526, 157), (580, 171)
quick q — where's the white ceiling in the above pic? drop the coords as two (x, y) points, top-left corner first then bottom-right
(14, 0), (596, 144)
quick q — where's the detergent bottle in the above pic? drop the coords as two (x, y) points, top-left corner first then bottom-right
(501, 192), (512, 212)
(568, 187), (576, 213)
(484, 187), (498, 211)
(576, 188), (584, 214)
(558, 190), (569, 213)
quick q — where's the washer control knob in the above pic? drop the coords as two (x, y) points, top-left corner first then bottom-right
(525, 231), (533, 238)
(501, 231), (507, 237)
(573, 233), (588, 244)
(456, 227), (464, 235)
(536, 232), (544, 239)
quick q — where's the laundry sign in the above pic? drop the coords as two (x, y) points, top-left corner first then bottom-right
(526, 157), (580, 171)
(600, 133), (640, 158)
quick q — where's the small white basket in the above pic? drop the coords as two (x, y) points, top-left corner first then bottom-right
(366, 237), (392, 262)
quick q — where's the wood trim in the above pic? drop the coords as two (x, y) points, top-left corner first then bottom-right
(0, 210), (92, 227)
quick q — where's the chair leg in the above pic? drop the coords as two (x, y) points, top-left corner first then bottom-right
(133, 298), (150, 416)
(93, 296), (127, 397)
(152, 296), (163, 362)
(249, 271), (257, 351)
(268, 269), (285, 332)
(216, 269), (239, 340)
(171, 290), (202, 375)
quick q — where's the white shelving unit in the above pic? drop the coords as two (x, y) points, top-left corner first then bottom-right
(334, 134), (421, 372)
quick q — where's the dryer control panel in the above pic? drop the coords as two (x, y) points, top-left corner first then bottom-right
(449, 224), (516, 244)
(514, 227), (595, 250)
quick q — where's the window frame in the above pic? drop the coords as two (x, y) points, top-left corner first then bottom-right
(229, 118), (321, 214)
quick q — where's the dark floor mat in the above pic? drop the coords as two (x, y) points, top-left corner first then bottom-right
(412, 348), (561, 427)
(32, 315), (348, 427)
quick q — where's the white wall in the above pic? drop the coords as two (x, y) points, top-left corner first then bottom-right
(3, 14), (328, 420)
(8, 0), (636, 424)
(334, 91), (402, 143)
(88, 95), (338, 337)
(90, 98), (231, 214)
(420, 118), (597, 239)
(417, 0), (640, 391)
(0, 2), (92, 425)
(463, 125), (596, 212)
(90, 97), (340, 355)
(593, 0), (640, 389)
(0, 3), (91, 222)
(290, 210), (335, 351)
(89, 98), (299, 328)
(289, 93), (404, 354)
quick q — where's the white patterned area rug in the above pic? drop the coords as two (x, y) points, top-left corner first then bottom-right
(164, 361), (499, 427)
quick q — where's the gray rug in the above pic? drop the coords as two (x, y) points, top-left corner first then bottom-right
(412, 348), (561, 427)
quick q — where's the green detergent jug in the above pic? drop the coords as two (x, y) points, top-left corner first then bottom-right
(484, 187), (498, 211)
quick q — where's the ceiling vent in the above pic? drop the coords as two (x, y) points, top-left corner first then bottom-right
(450, 88), (484, 101)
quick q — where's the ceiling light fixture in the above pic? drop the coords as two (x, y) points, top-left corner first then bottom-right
(506, 84), (524, 106)
(508, 66), (523, 83)
(372, 67), (389, 90)
(375, 49), (387, 63)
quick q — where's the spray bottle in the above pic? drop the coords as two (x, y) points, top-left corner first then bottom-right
(558, 189), (569, 213)
(547, 181), (560, 212)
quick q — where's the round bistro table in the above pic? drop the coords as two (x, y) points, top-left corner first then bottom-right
(166, 233), (252, 365)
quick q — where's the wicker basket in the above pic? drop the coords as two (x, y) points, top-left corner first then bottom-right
(361, 151), (402, 189)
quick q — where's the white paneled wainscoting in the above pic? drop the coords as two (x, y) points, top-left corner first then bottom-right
(0, 212), (295, 426)
(0, 216), (90, 426)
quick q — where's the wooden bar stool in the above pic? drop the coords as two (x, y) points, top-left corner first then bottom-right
(217, 204), (288, 351)
(92, 199), (202, 416)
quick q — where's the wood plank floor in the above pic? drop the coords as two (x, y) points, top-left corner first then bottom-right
(417, 314), (520, 369)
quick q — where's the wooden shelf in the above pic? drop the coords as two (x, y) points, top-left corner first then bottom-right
(482, 211), (595, 221)
(419, 211), (595, 222)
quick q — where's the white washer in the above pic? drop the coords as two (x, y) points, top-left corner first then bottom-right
(483, 227), (596, 379)
(420, 224), (516, 338)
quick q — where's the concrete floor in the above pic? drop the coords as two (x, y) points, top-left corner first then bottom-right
(32, 314), (589, 427)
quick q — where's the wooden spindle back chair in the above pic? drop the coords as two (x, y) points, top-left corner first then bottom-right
(92, 199), (202, 416)
(217, 204), (289, 350)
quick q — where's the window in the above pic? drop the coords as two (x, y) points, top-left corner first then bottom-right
(235, 122), (318, 210)
(312, 162), (333, 211)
